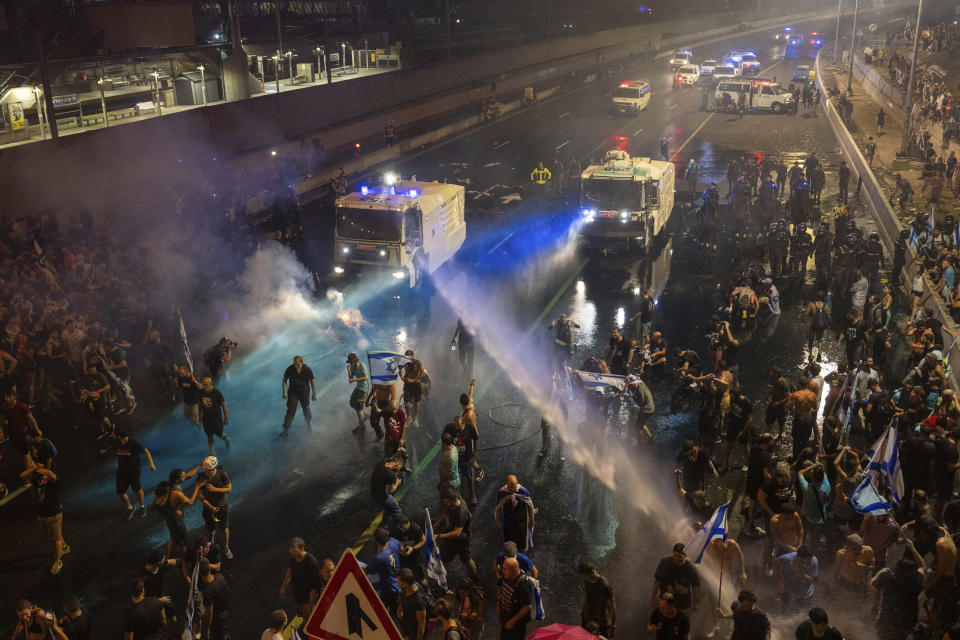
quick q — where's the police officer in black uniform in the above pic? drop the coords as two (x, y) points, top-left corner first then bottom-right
(790, 223), (813, 280)
(814, 222), (833, 289)
(891, 228), (910, 288)
(767, 220), (789, 277)
(862, 232), (885, 292)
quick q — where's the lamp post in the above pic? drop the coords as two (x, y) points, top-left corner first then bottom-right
(285, 50), (294, 82)
(33, 86), (46, 140)
(845, 0), (860, 94)
(97, 76), (109, 127)
(314, 46), (324, 82)
(340, 42), (347, 72)
(151, 70), (163, 115)
(833, 0), (843, 62)
(900, 0), (924, 155)
(271, 53), (281, 92)
(197, 64), (208, 105)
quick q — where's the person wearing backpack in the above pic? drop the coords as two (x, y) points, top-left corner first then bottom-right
(496, 557), (533, 640)
(396, 569), (428, 640)
(805, 295), (831, 360)
(435, 598), (470, 640)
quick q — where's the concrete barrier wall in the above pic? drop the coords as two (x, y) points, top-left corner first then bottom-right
(851, 55), (907, 111)
(814, 48), (960, 386)
(0, 1), (901, 223)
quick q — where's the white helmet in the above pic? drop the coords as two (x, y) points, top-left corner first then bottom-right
(202, 456), (219, 471)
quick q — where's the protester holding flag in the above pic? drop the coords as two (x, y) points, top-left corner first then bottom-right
(366, 351), (410, 440)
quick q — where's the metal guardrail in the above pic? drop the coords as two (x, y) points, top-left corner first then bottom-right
(814, 47), (960, 387)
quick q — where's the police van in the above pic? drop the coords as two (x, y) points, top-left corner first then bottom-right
(612, 80), (651, 114)
(713, 78), (792, 113)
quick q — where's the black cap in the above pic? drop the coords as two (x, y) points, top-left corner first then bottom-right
(672, 543), (685, 554)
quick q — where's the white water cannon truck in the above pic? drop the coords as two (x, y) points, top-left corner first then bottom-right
(333, 177), (466, 287)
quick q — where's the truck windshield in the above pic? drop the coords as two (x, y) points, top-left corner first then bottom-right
(581, 179), (641, 210)
(336, 208), (402, 242)
(613, 88), (639, 99)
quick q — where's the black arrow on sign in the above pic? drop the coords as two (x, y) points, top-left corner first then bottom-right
(346, 593), (378, 637)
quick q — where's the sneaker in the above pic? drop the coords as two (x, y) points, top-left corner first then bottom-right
(126, 507), (135, 521)
(139, 506), (147, 518)
(279, 430), (289, 438)
(306, 423), (313, 432)
(224, 436), (231, 450)
(224, 547), (234, 559)
(62, 545), (71, 556)
(50, 560), (63, 575)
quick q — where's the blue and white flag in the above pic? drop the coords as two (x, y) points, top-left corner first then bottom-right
(687, 502), (729, 564)
(953, 220), (960, 248)
(908, 224), (919, 251)
(177, 308), (194, 374)
(858, 422), (904, 505)
(424, 508), (448, 589)
(367, 351), (411, 385)
(572, 370), (628, 392)
(181, 553), (201, 640)
(850, 478), (892, 515)
(840, 363), (862, 441)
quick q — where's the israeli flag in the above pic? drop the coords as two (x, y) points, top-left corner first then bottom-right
(953, 221), (960, 248)
(908, 224), (919, 251)
(424, 508), (448, 589)
(850, 478), (891, 515)
(367, 351), (411, 385)
(181, 552), (201, 640)
(860, 422), (904, 505)
(687, 502), (729, 564)
(572, 370), (628, 392)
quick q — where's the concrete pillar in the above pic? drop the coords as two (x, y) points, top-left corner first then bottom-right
(222, 49), (253, 101)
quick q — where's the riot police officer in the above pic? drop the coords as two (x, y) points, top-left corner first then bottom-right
(862, 232), (885, 291)
(767, 220), (789, 277)
(788, 161), (803, 198)
(701, 182), (720, 216)
(891, 228), (910, 287)
(833, 233), (857, 293)
(757, 177), (778, 223)
(790, 222), (813, 279)
(814, 222), (833, 288)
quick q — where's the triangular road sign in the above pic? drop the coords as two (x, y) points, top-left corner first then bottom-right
(303, 548), (402, 640)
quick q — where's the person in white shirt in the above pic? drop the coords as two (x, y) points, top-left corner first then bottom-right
(261, 610), (287, 640)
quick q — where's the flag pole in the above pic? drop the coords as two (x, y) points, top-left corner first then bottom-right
(716, 551), (725, 609)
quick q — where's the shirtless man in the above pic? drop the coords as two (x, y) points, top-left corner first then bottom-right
(767, 503), (803, 573)
(834, 533), (875, 594)
(705, 538), (748, 585)
(786, 377), (817, 462)
(459, 380), (482, 482)
(917, 515), (957, 632)
(366, 383), (396, 440)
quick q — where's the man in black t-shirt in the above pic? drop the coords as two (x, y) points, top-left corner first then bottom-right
(279, 537), (321, 621)
(647, 592), (690, 640)
(579, 561), (616, 636)
(715, 590), (769, 640)
(124, 579), (166, 640)
(59, 595), (91, 640)
(390, 514), (426, 581)
(281, 356), (316, 437)
(675, 441), (717, 493)
(199, 377), (230, 455)
(444, 417), (479, 505)
(396, 568), (428, 640)
(651, 543), (701, 612)
(757, 466), (795, 520)
(745, 433), (775, 532)
(795, 607), (844, 640)
(100, 428), (155, 520)
(177, 366), (202, 429)
(434, 488), (478, 579)
(371, 454), (404, 525)
(721, 382), (753, 473)
(197, 456), (233, 559)
(199, 558), (231, 640)
(21, 461), (69, 574)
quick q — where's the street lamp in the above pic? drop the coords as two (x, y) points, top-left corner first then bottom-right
(901, 0), (924, 155)
(97, 76), (109, 127)
(340, 42), (347, 72)
(33, 86), (46, 140)
(833, 0), (843, 62)
(271, 53), (281, 93)
(314, 46), (324, 81)
(285, 50), (294, 83)
(845, 0), (860, 94)
(197, 64), (207, 105)
(151, 70), (163, 115)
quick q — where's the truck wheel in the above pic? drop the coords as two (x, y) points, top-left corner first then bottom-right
(772, 102), (783, 113)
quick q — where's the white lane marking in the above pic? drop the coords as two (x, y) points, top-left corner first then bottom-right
(558, 112), (570, 119)
(484, 162), (501, 168)
(633, 128), (644, 137)
(555, 140), (571, 151)
(488, 231), (516, 254)
(671, 104), (678, 110)
(501, 193), (522, 204)
(494, 140), (511, 150)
